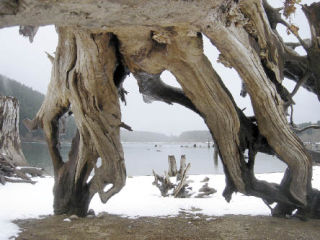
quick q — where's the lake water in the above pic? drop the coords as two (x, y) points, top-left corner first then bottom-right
(22, 142), (286, 176)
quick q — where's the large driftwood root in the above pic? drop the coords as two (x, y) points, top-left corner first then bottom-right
(26, 24), (318, 218)
(13, 0), (320, 218)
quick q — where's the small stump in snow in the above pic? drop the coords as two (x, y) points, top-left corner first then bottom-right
(152, 155), (216, 198)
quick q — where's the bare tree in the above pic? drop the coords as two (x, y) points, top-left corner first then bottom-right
(1, 0), (320, 218)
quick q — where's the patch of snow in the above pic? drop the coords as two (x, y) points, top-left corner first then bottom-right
(0, 167), (319, 239)
(0, 177), (53, 240)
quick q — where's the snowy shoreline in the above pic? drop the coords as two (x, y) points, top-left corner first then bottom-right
(1, 167), (320, 240)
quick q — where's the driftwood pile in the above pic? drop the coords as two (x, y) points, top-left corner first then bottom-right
(152, 155), (216, 198)
(0, 153), (44, 185)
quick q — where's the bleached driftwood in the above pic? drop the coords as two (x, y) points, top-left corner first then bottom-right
(153, 155), (216, 198)
(0, 96), (27, 166)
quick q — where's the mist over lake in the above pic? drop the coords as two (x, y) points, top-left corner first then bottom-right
(22, 141), (286, 176)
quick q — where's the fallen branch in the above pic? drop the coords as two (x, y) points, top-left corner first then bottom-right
(4, 177), (36, 184)
(0, 153), (45, 185)
(293, 125), (320, 133)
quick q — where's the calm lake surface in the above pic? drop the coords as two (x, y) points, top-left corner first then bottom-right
(22, 142), (286, 176)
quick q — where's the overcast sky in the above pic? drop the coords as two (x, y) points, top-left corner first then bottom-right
(0, 1), (319, 135)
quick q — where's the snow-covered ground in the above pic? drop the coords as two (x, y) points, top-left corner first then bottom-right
(1, 167), (320, 240)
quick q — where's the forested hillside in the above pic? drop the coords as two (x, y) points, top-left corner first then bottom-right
(120, 127), (319, 143)
(120, 130), (213, 142)
(121, 131), (175, 142)
(178, 130), (213, 142)
(0, 74), (76, 141)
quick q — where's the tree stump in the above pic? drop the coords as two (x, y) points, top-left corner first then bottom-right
(0, 96), (44, 184)
(152, 155), (216, 198)
(0, 96), (27, 166)
(152, 155), (192, 198)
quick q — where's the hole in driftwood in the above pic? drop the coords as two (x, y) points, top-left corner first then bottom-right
(160, 71), (182, 89)
(103, 183), (113, 192)
(86, 168), (95, 184)
(96, 157), (102, 168)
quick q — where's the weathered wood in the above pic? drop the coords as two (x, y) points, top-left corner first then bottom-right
(4, 177), (35, 184)
(116, 24), (315, 215)
(196, 183), (217, 198)
(213, 144), (219, 167)
(19, 25), (39, 43)
(152, 170), (174, 197)
(4, 0), (320, 218)
(117, 28), (245, 195)
(28, 27), (126, 216)
(168, 155), (177, 177)
(0, 96), (27, 166)
(173, 163), (191, 198)
(134, 72), (199, 114)
(17, 166), (44, 177)
(177, 154), (186, 181)
(153, 155), (192, 198)
(0, 153), (44, 185)
(204, 0), (312, 207)
(0, 0), (224, 29)
(0, 0), (18, 16)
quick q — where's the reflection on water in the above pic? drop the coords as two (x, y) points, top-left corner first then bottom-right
(22, 142), (286, 176)
(22, 142), (71, 175)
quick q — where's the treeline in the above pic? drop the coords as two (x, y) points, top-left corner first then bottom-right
(121, 130), (213, 142)
(0, 74), (76, 141)
(178, 130), (212, 142)
(121, 126), (320, 143)
(121, 131), (173, 142)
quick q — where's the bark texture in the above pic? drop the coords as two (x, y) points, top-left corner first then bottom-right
(5, 0), (320, 218)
